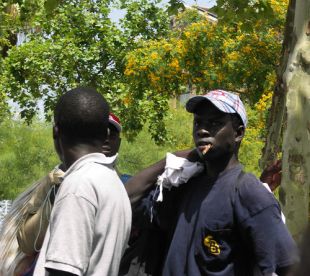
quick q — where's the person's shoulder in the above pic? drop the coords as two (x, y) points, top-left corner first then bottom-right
(57, 170), (100, 203)
(65, 161), (115, 184)
(61, 164), (126, 203)
(236, 172), (278, 216)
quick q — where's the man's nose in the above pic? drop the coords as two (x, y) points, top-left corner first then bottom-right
(197, 128), (210, 138)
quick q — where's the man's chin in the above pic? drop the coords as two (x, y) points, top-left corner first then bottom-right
(202, 150), (228, 162)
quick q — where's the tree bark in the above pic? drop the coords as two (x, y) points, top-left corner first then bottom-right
(1, 4), (19, 58)
(260, 0), (296, 169)
(262, 0), (310, 240)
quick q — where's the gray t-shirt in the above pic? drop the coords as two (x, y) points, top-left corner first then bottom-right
(34, 153), (132, 276)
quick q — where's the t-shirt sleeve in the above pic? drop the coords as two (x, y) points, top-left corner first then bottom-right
(44, 194), (96, 276)
(240, 205), (298, 274)
(235, 174), (298, 274)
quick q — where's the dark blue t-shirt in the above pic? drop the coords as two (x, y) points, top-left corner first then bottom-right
(150, 165), (297, 276)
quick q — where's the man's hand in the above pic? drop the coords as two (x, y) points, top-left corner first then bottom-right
(260, 160), (282, 192)
(174, 148), (203, 163)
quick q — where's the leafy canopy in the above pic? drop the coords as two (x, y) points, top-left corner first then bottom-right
(124, 0), (288, 141)
(0, 0), (170, 128)
(0, 0), (288, 143)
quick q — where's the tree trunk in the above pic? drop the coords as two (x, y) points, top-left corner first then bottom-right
(1, 4), (19, 58)
(261, 0), (310, 240)
(260, 0), (296, 168)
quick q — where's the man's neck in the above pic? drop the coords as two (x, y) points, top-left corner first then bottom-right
(204, 154), (240, 178)
(62, 142), (104, 170)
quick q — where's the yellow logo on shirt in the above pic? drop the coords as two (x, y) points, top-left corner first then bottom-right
(203, 235), (220, 255)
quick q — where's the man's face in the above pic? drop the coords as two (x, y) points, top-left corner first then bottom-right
(192, 101), (237, 161)
(102, 124), (121, 157)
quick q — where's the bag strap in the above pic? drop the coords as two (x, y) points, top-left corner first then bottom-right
(232, 170), (245, 206)
(231, 170), (257, 276)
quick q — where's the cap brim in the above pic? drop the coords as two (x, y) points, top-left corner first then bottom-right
(186, 91), (247, 127)
(186, 96), (212, 113)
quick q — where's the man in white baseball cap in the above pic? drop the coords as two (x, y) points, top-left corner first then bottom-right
(186, 89), (247, 127)
(124, 89), (297, 276)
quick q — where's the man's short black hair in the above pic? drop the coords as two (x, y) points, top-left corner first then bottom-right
(54, 87), (109, 142)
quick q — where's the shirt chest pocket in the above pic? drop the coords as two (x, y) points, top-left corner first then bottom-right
(194, 223), (236, 274)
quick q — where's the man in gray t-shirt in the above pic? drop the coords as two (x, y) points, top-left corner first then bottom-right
(34, 87), (131, 276)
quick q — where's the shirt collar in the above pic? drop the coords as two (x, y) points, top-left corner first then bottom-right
(63, 153), (118, 179)
(218, 163), (243, 178)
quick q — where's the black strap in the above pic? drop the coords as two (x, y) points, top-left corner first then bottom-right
(232, 170), (245, 206)
(231, 170), (256, 276)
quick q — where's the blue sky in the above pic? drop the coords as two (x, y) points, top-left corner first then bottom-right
(183, 0), (215, 7)
(110, 0), (216, 23)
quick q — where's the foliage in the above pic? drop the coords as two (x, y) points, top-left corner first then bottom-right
(119, 0), (170, 41)
(0, 0), (171, 138)
(124, 0), (288, 139)
(0, 119), (58, 199)
(1, 0), (122, 121)
(212, 0), (288, 30)
(118, 106), (194, 174)
(0, 104), (264, 199)
(166, 0), (185, 15)
(239, 105), (265, 176)
(0, 0), (49, 119)
(172, 7), (207, 28)
(0, 0), (288, 143)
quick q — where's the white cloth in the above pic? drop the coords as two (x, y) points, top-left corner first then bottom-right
(156, 153), (204, 202)
(34, 153), (132, 276)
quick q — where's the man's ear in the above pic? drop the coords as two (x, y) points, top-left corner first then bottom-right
(235, 125), (245, 143)
(53, 124), (59, 139)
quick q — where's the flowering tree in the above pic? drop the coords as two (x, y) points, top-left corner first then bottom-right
(123, 1), (288, 141)
(1, 0), (297, 153)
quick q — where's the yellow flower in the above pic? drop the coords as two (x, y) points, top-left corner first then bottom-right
(139, 65), (147, 71)
(123, 96), (132, 105)
(149, 72), (160, 85)
(126, 56), (135, 68)
(163, 43), (172, 51)
(236, 34), (245, 41)
(193, 77), (202, 83)
(169, 58), (180, 71)
(255, 91), (273, 112)
(184, 31), (191, 38)
(124, 68), (134, 76)
(217, 72), (224, 82)
(242, 46), (252, 54)
(269, 0), (288, 16)
(227, 51), (239, 61)
(150, 52), (159, 60)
